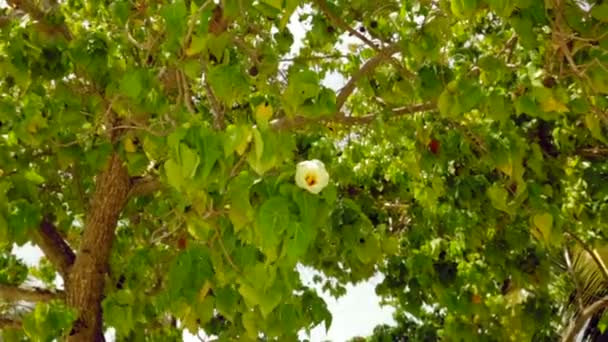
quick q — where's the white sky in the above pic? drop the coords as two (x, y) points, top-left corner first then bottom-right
(8, 4), (395, 342)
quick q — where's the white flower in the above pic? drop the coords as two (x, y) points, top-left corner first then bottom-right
(295, 159), (329, 194)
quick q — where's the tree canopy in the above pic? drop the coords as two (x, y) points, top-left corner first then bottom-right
(1, 0), (608, 341)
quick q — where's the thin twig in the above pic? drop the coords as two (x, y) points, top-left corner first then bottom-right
(229, 149), (250, 179)
(179, 70), (196, 114)
(109, 125), (167, 136)
(176, 67), (184, 108)
(280, 54), (350, 62)
(150, 220), (185, 245)
(125, 18), (146, 50)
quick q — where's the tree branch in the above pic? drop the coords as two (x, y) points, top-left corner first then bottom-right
(271, 102), (436, 131)
(336, 44), (401, 110)
(314, 0), (415, 83)
(578, 147), (608, 159)
(270, 40), (420, 132)
(129, 176), (162, 197)
(562, 296), (608, 342)
(0, 317), (22, 329)
(67, 153), (130, 342)
(0, 284), (64, 302)
(32, 217), (75, 279)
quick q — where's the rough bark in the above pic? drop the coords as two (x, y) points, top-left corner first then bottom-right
(66, 153), (130, 342)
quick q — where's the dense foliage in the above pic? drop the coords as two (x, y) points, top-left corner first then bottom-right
(1, 0), (608, 341)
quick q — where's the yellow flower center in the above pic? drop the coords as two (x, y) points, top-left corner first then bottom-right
(305, 174), (317, 186)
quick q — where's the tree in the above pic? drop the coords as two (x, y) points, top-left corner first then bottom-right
(1, 0), (608, 340)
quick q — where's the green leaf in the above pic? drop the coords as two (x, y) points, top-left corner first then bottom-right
(228, 173), (254, 231)
(280, 0), (299, 29)
(258, 281), (283, 317)
(223, 124), (252, 156)
(179, 143), (200, 179)
(486, 0), (514, 17)
(451, 0), (479, 18)
(355, 233), (382, 264)
(110, 1), (130, 24)
(304, 291), (332, 331)
(531, 212), (553, 242)
(214, 286), (239, 321)
(0, 214), (8, 249)
(8, 201), (41, 244)
(24, 170), (45, 185)
(256, 196), (290, 259)
(599, 312), (608, 333)
(487, 184), (513, 215)
(103, 300), (134, 335)
(592, 3), (608, 22)
(186, 34), (206, 56)
(437, 89), (454, 117)
(195, 127), (221, 180)
(283, 69), (321, 114)
(510, 15), (536, 49)
(114, 289), (135, 306)
(166, 246), (213, 301)
(263, 0), (282, 10)
(284, 222), (315, 263)
(238, 279), (283, 318)
(23, 302), (76, 342)
(585, 113), (607, 143)
(164, 159), (183, 190)
(293, 190), (320, 228)
(161, 0), (188, 47)
(252, 127), (264, 161)
(382, 236), (400, 255)
(207, 64), (250, 105)
(196, 296), (215, 326)
(120, 71), (143, 99)
(206, 32), (231, 62)
(242, 310), (259, 339)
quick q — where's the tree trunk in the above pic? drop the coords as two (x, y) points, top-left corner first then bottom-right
(66, 153), (130, 341)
